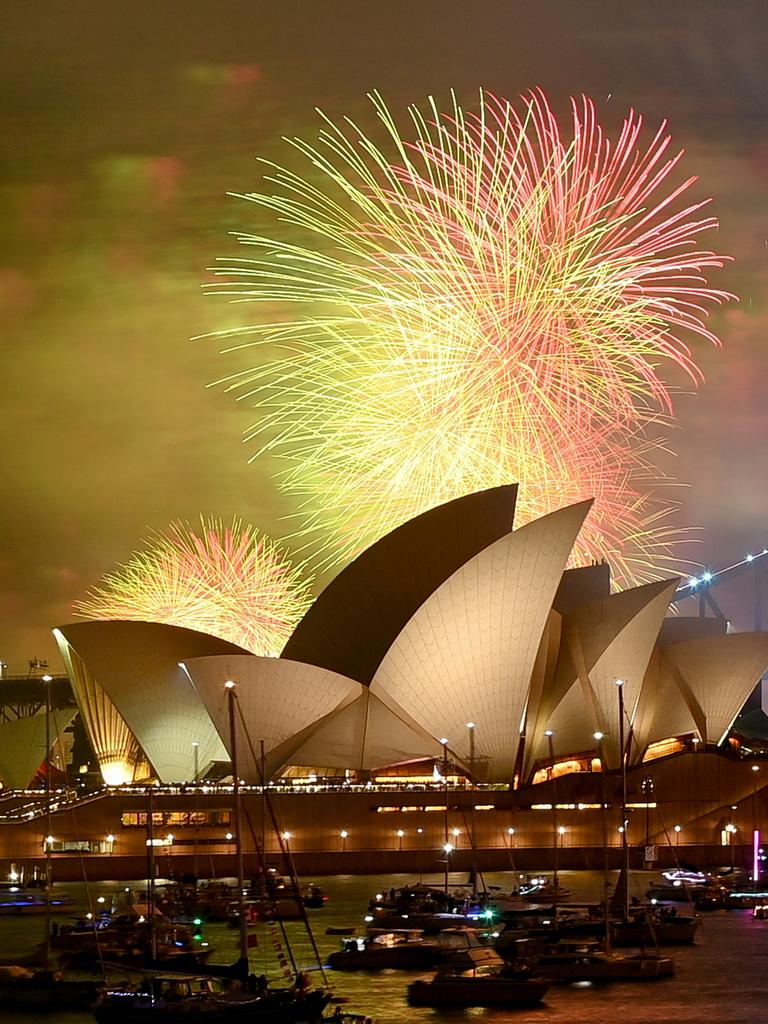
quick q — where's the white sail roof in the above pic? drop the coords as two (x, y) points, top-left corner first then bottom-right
(54, 621), (248, 783)
(183, 654), (445, 779)
(183, 654), (357, 778)
(372, 501), (592, 782)
(0, 709), (77, 790)
(266, 684), (447, 776)
(662, 632), (768, 746)
(630, 648), (699, 760)
(526, 579), (678, 773)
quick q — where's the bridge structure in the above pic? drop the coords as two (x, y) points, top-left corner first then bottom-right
(671, 547), (768, 627)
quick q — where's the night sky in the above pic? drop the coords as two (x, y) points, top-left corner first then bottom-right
(2, 1), (766, 671)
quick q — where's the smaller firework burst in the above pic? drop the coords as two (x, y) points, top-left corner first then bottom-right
(74, 517), (312, 656)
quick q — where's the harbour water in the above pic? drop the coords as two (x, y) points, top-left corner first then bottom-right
(1, 870), (767, 1023)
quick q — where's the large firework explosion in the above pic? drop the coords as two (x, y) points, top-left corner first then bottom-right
(74, 517), (312, 656)
(207, 90), (731, 584)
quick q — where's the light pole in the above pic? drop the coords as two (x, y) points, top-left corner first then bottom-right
(674, 824), (682, 847)
(443, 841), (453, 892)
(544, 730), (559, 903)
(726, 823), (737, 868)
(616, 678), (629, 916)
(642, 776), (654, 847)
(42, 673), (53, 965)
(440, 738), (450, 893)
(191, 741), (200, 879)
(752, 764), (761, 885)
(340, 830), (348, 852)
(396, 829), (405, 852)
(225, 679), (248, 974)
(466, 722), (476, 784)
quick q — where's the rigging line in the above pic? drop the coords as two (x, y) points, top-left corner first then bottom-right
(49, 706), (109, 977)
(238, 797), (299, 978)
(653, 801), (696, 908)
(457, 805), (488, 900)
(234, 698), (328, 985)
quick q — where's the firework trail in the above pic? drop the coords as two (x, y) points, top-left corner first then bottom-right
(206, 90), (732, 583)
(74, 517), (312, 656)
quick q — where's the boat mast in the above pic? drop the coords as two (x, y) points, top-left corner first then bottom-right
(545, 730), (559, 913)
(226, 679), (249, 978)
(441, 739), (450, 895)
(594, 730), (611, 949)
(617, 678), (629, 919)
(147, 786), (158, 963)
(43, 673), (53, 967)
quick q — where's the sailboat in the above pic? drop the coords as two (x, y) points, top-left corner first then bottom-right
(607, 681), (698, 949)
(92, 680), (347, 1024)
(0, 675), (105, 1011)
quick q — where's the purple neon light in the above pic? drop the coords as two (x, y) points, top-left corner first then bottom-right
(754, 828), (760, 883)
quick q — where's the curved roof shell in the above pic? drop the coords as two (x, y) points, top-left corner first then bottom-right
(525, 579), (678, 774)
(184, 654), (445, 780)
(54, 621), (250, 783)
(282, 485), (517, 683)
(633, 632), (768, 753)
(372, 501), (592, 782)
(0, 708), (77, 790)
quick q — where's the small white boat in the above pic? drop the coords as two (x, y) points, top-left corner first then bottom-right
(407, 947), (549, 1008)
(532, 939), (674, 982)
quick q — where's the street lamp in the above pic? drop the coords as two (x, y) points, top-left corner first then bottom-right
(725, 823), (737, 868)
(396, 829), (405, 851)
(544, 730), (559, 901)
(466, 722), (476, 782)
(339, 829), (348, 851)
(674, 824), (682, 847)
(42, 672), (53, 964)
(192, 741), (200, 785)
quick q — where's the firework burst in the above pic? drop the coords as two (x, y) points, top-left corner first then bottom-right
(206, 89), (732, 583)
(74, 517), (312, 656)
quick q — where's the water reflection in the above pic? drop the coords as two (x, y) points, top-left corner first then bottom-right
(1, 871), (766, 1023)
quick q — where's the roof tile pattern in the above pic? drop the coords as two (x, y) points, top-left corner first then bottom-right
(54, 622), (246, 783)
(282, 485), (517, 683)
(372, 502), (591, 780)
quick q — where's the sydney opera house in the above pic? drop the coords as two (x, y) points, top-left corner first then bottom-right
(2, 485), (768, 878)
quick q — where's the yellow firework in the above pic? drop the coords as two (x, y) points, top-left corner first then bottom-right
(205, 90), (731, 584)
(74, 517), (312, 656)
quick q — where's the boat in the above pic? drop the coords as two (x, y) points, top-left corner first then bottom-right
(407, 946), (548, 1008)
(524, 939), (674, 982)
(303, 884), (327, 909)
(610, 905), (700, 946)
(329, 929), (438, 971)
(365, 883), (472, 933)
(0, 680), (107, 1008)
(0, 879), (72, 915)
(93, 973), (330, 1023)
(517, 876), (571, 902)
(0, 964), (102, 1011)
(54, 902), (212, 970)
(660, 868), (709, 885)
(328, 926), (482, 971)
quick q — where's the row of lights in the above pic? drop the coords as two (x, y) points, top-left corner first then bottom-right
(681, 548), (768, 593)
